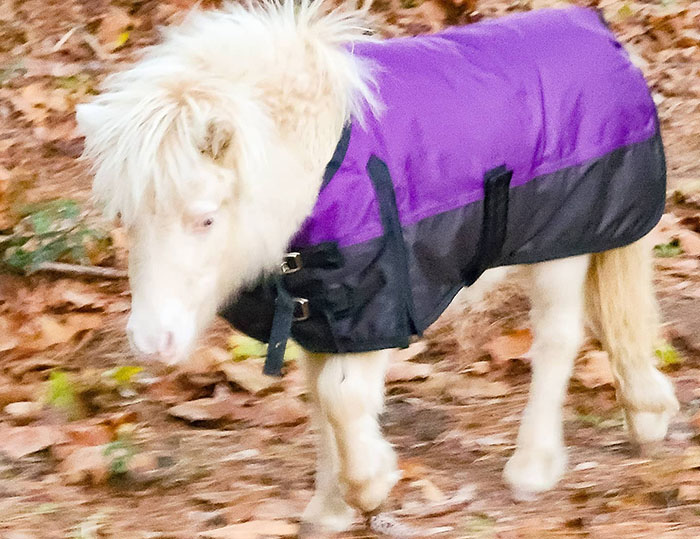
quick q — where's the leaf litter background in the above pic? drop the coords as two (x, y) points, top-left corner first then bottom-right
(0, 0), (699, 537)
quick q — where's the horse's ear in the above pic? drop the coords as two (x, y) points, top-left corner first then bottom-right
(200, 119), (234, 163)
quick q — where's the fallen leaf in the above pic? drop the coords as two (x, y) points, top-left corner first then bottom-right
(482, 329), (532, 366)
(147, 374), (198, 404)
(677, 483), (700, 502)
(220, 359), (283, 395)
(26, 313), (102, 350)
(57, 445), (111, 484)
(199, 520), (298, 539)
(575, 351), (615, 389)
(396, 484), (476, 518)
(64, 423), (113, 447)
(0, 315), (21, 352)
(3, 401), (42, 425)
(98, 7), (134, 52)
(469, 360), (491, 375)
(676, 229), (700, 257)
(4, 532), (37, 539)
(252, 499), (304, 521)
(655, 341), (683, 367)
(0, 382), (37, 407)
(0, 425), (67, 459)
(447, 377), (510, 401)
(168, 385), (249, 423)
(413, 478), (446, 503)
(54, 285), (105, 310)
(228, 334), (267, 360)
(246, 396), (307, 427)
(44, 370), (82, 419)
(369, 514), (422, 537)
(104, 365), (143, 386)
(386, 360), (432, 383)
(182, 345), (228, 374)
(393, 341), (429, 362)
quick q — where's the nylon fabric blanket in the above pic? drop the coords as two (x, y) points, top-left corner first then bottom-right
(219, 7), (666, 374)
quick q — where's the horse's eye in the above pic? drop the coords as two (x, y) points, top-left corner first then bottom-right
(193, 214), (216, 232)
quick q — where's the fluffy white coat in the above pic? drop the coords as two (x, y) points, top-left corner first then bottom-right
(77, 2), (679, 532)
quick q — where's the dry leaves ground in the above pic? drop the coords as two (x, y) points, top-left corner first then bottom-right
(1, 0), (700, 537)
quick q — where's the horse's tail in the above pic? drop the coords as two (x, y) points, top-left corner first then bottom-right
(584, 239), (678, 442)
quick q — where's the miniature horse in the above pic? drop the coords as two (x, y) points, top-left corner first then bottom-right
(77, 2), (678, 532)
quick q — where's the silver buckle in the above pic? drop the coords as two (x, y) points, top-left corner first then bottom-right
(293, 297), (310, 321)
(281, 252), (302, 274)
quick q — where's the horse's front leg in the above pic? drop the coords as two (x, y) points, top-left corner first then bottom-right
(312, 350), (400, 514)
(301, 355), (356, 532)
(503, 256), (588, 496)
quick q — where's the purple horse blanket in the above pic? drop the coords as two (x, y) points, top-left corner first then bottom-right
(220, 7), (666, 374)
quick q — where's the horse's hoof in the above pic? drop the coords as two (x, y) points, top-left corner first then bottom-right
(301, 495), (356, 534)
(340, 442), (401, 513)
(503, 445), (567, 495)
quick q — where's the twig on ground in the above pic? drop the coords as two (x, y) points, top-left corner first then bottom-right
(31, 261), (127, 279)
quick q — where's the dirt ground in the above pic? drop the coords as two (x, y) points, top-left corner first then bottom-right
(1, 0), (700, 537)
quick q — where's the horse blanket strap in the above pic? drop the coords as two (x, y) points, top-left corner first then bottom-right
(263, 243), (343, 375)
(221, 7), (667, 365)
(366, 155), (417, 345)
(264, 277), (295, 376)
(282, 242), (344, 274)
(462, 166), (513, 286)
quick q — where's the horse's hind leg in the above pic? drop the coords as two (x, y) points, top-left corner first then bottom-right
(585, 242), (678, 445)
(314, 350), (400, 514)
(503, 255), (588, 496)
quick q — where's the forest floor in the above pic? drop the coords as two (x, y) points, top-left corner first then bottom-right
(1, 0), (699, 537)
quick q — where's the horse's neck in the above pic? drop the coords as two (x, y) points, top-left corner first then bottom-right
(229, 163), (325, 284)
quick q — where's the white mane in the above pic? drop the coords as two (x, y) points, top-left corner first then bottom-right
(77, 0), (379, 224)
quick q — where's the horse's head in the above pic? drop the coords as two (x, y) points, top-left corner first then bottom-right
(77, 79), (268, 363)
(76, 2), (377, 364)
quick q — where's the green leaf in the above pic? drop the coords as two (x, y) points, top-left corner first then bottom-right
(28, 237), (70, 270)
(656, 342), (683, 367)
(103, 439), (136, 476)
(45, 370), (80, 419)
(228, 334), (303, 363)
(228, 334), (268, 361)
(617, 4), (633, 18)
(284, 340), (303, 361)
(4, 246), (33, 271)
(654, 239), (683, 258)
(105, 365), (143, 387)
(20, 198), (80, 220)
(30, 209), (53, 234)
(113, 31), (130, 50)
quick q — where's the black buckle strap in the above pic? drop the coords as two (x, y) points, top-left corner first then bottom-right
(281, 252), (302, 274)
(264, 243), (343, 376)
(293, 297), (310, 321)
(264, 277), (295, 376)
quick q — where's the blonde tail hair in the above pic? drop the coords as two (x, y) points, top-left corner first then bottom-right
(585, 239), (679, 443)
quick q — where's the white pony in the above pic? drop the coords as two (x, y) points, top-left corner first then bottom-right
(77, 1), (679, 532)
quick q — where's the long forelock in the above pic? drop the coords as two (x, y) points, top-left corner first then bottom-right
(83, 0), (381, 223)
(84, 72), (228, 224)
